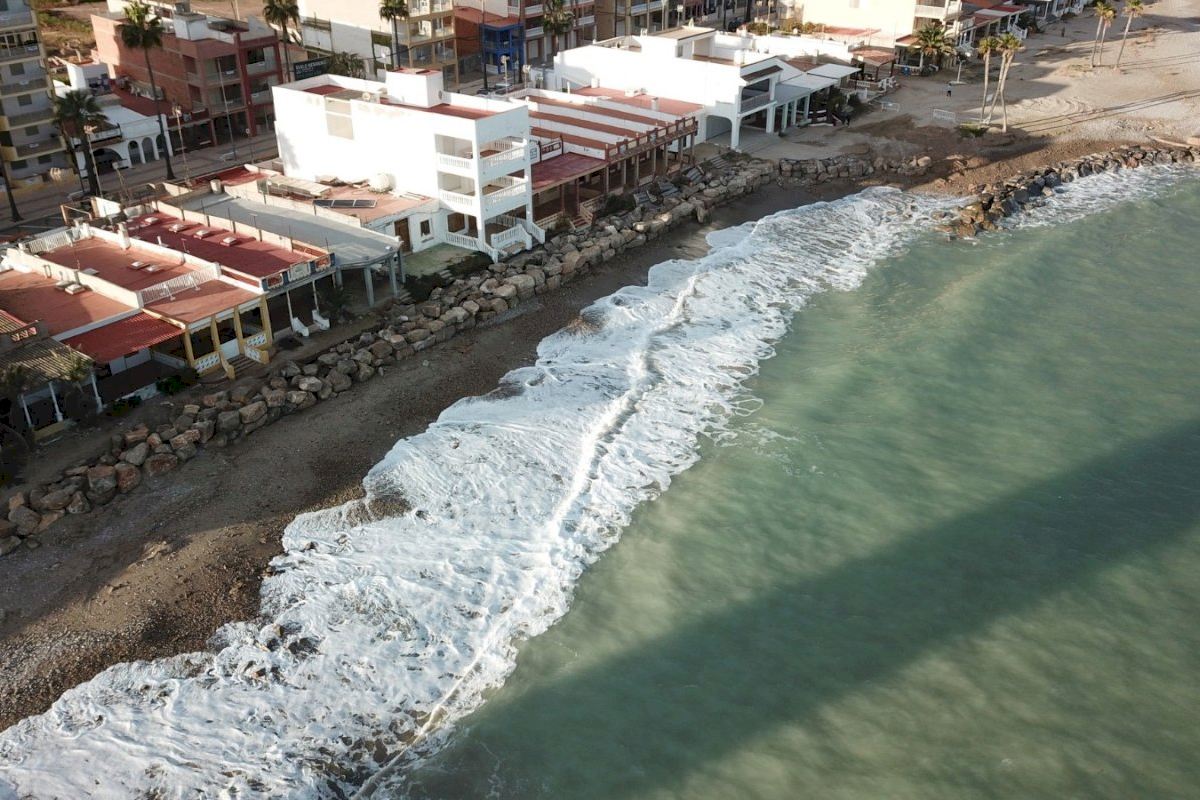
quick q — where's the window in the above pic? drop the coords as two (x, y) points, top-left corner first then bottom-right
(246, 47), (266, 65)
(11, 62), (24, 76)
(17, 93), (32, 106)
(37, 154), (52, 163)
(24, 125), (37, 136)
(419, 219), (431, 237)
(11, 159), (27, 170)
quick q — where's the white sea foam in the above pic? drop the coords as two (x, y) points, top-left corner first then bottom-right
(2, 168), (1186, 799)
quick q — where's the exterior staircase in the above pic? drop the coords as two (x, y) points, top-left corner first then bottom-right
(227, 353), (259, 378)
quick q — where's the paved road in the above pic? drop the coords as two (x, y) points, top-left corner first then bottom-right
(1, 131), (280, 234)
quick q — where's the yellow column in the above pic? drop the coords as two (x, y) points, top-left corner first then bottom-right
(181, 325), (195, 367)
(232, 307), (244, 352)
(260, 297), (274, 346)
(209, 316), (220, 354)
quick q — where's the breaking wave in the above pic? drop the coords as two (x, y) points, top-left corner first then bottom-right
(9, 170), (1181, 798)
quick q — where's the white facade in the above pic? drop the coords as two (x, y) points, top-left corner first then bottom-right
(273, 69), (543, 260)
(792, 0), (963, 46)
(552, 28), (811, 149)
(54, 90), (172, 174)
(297, 0), (458, 82)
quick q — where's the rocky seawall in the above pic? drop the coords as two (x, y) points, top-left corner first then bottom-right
(0, 158), (776, 557)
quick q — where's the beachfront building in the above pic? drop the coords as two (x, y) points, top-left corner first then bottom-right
(453, 0), (596, 76)
(0, 209), (330, 400)
(92, 0), (286, 149)
(551, 27), (813, 149)
(54, 87), (172, 180)
(273, 68), (544, 260)
(298, 0), (459, 84)
(788, 0), (964, 47)
(1, 0), (68, 187)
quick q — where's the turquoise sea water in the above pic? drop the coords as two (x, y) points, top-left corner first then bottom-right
(390, 175), (1200, 799)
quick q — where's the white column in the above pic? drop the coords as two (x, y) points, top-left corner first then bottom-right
(19, 394), (32, 428)
(765, 105), (776, 133)
(48, 381), (63, 422)
(90, 372), (103, 413)
(730, 116), (741, 149)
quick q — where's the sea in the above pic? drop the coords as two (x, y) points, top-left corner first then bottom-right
(1, 165), (1197, 800)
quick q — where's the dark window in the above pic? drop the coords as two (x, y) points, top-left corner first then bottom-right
(17, 93), (32, 106)
(420, 219), (431, 236)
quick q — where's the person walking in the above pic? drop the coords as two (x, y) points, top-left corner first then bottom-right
(946, 81), (953, 98)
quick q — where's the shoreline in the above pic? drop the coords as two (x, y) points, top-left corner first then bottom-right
(0, 134), (1176, 731)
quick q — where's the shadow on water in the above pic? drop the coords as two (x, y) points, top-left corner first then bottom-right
(385, 420), (1200, 799)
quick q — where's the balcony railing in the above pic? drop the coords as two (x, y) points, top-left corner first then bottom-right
(249, 90), (273, 104)
(739, 92), (772, 112)
(489, 224), (527, 250)
(0, 76), (47, 98)
(10, 138), (64, 158)
(0, 9), (34, 30)
(411, 0), (454, 15)
(2, 106), (54, 127)
(439, 188), (477, 211)
(247, 59), (277, 74)
(0, 42), (39, 63)
(436, 152), (473, 171)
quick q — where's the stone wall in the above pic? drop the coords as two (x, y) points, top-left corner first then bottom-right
(778, 153), (933, 183)
(0, 157), (776, 558)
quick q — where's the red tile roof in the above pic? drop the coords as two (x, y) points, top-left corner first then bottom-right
(573, 87), (702, 115)
(0, 269), (132, 336)
(145, 279), (257, 325)
(129, 213), (307, 279)
(39, 237), (195, 292)
(64, 312), (182, 362)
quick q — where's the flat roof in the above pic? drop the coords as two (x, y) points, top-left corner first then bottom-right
(531, 153), (607, 192)
(304, 84), (496, 120)
(807, 63), (860, 79)
(573, 87), (702, 116)
(180, 195), (398, 263)
(312, 185), (434, 224)
(531, 96), (673, 128)
(129, 212), (309, 279)
(0, 269), (131, 337)
(145, 279), (257, 324)
(64, 312), (181, 362)
(40, 236), (195, 292)
(656, 26), (713, 40)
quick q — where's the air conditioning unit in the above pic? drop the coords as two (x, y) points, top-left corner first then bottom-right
(143, 216), (157, 224)
(64, 283), (88, 295)
(143, 265), (161, 273)
(128, 260), (148, 270)
(168, 223), (188, 232)
(193, 229), (214, 238)
(220, 236), (239, 246)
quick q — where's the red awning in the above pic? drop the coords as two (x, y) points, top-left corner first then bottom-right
(64, 313), (182, 363)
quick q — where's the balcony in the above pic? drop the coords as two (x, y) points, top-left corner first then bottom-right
(436, 151), (473, 172)
(0, 42), (40, 64)
(738, 92), (772, 112)
(249, 89), (273, 104)
(0, 9), (34, 30)
(6, 138), (65, 159)
(0, 75), (47, 98)
(481, 176), (528, 216)
(411, 0), (454, 15)
(246, 59), (277, 75)
(2, 105), (54, 127)
(439, 187), (477, 213)
(480, 145), (526, 180)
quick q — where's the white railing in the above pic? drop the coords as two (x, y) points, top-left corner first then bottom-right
(23, 229), (76, 254)
(444, 231), (481, 250)
(739, 92), (772, 113)
(311, 310), (330, 331)
(490, 224), (527, 250)
(580, 195), (604, 222)
(244, 331), (267, 347)
(439, 188), (476, 211)
(194, 351), (221, 373)
(1012, 25), (1028, 40)
(536, 211), (564, 230)
(497, 213), (548, 244)
(291, 317), (310, 338)
(484, 185), (528, 216)
(244, 345), (268, 363)
(436, 152), (473, 171)
(139, 265), (220, 305)
(479, 146), (527, 179)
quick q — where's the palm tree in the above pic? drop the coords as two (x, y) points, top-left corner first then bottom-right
(120, 1), (175, 180)
(909, 21), (955, 71)
(977, 35), (1000, 123)
(1091, 0), (1117, 67)
(327, 51), (367, 79)
(987, 32), (1023, 132)
(1115, 0), (1145, 66)
(543, 0), (575, 61)
(54, 90), (106, 197)
(378, 0), (409, 70)
(263, 0), (299, 80)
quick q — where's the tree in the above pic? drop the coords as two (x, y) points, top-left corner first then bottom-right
(909, 21), (955, 71)
(987, 32), (1023, 132)
(378, 0), (409, 70)
(327, 51), (367, 79)
(1115, 0), (1145, 67)
(120, 1), (175, 180)
(263, 0), (300, 80)
(977, 36), (1000, 124)
(1090, 0), (1117, 67)
(543, 0), (575, 62)
(53, 90), (105, 198)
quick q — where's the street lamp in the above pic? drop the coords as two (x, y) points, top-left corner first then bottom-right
(0, 158), (21, 222)
(83, 123), (105, 198)
(172, 103), (192, 182)
(245, 127), (255, 165)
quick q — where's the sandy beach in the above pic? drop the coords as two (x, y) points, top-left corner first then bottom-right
(2, 0), (1198, 732)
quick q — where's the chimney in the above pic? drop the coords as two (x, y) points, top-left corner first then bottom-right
(117, 222), (131, 250)
(651, 97), (659, 111)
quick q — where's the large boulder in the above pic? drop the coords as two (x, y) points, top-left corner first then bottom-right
(239, 401), (267, 425)
(8, 506), (40, 537)
(115, 462), (141, 494)
(263, 388), (287, 408)
(87, 465), (118, 497)
(368, 339), (394, 361)
(66, 491), (91, 515)
(217, 410), (242, 433)
(143, 453), (180, 477)
(120, 441), (150, 467)
(35, 488), (73, 512)
(191, 419), (216, 443)
(327, 369), (352, 393)
(296, 376), (323, 394)
(122, 424), (150, 447)
(286, 390), (317, 410)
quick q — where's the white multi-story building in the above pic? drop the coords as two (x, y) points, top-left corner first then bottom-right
(552, 27), (814, 148)
(298, 0), (459, 83)
(273, 68), (543, 259)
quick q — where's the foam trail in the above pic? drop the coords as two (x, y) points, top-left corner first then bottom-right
(13, 171), (1181, 799)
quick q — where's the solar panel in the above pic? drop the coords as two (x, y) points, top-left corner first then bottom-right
(313, 199), (377, 209)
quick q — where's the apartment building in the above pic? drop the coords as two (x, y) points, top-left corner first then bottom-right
(298, 0), (459, 84)
(454, 0), (596, 71)
(0, 0), (68, 186)
(553, 27), (816, 148)
(789, 0), (964, 46)
(273, 68), (541, 260)
(92, 0), (285, 149)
